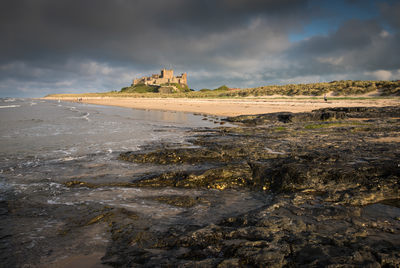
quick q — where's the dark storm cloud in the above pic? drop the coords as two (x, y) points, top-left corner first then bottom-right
(1, 0), (400, 97)
(293, 20), (382, 54)
(0, 0), (314, 96)
(0, 0), (309, 65)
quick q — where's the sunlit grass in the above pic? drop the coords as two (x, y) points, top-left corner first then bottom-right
(45, 80), (400, 99)
(273, 126), (287, 131)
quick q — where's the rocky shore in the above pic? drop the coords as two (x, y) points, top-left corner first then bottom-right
(67, 106), (400, 267)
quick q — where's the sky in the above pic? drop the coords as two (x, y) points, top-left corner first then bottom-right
(1, 0), (400, 97)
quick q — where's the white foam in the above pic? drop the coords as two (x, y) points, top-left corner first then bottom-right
(81, 112), (90, 121)
(264, 147), (285, 155)
(68, 112), (90, 121)
(49, 182), (64, 188)
(0, 105), (20, 109)
(62, 156), (77, 161)
(47, 199), (80, 206)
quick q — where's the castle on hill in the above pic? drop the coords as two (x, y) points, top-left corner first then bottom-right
(133, 69), (187, 87)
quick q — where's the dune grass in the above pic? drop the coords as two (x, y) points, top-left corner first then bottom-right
(46, 80), (400, 99)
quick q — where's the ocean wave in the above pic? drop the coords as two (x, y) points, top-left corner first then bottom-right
(60, 156), (86, 162)
(47, 199), (77, 206)
(68, 112), (90, 121)
(0, 105), (20, 109)
(81, 112), (90, 121)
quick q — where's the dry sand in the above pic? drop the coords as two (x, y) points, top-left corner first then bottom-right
(43, 96), (400, 117)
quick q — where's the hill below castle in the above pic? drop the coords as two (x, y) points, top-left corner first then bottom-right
(120, 83), (190, 94)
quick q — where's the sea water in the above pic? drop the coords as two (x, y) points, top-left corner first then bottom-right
(0, 98), (266, 266)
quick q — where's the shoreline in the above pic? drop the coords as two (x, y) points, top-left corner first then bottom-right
(42, 96), (400, 117)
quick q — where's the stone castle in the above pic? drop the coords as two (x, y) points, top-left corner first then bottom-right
(133, 69), (187, 87)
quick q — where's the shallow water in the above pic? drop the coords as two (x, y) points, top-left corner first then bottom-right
(0, 98), (219, 184)
(0, 98), (267, 267)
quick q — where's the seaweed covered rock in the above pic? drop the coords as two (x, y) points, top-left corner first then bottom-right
(131, 163), (253, 190)
(102, 196), (400, 267)
(227, 106), (400, 125)
(118, 106), (400, 205)
(105, 106), (400, 267)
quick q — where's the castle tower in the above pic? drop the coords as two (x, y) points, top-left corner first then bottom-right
(161, 68), (174, 79)
(181, 73), (187, 85)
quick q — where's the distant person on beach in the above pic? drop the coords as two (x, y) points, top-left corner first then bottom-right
(324, 94), (327, 102)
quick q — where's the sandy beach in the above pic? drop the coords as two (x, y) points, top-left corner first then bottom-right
(44, 96), (400, 117)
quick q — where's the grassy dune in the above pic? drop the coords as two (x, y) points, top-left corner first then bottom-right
(45, 80), (400, 99)
(223, 80), (400, 97)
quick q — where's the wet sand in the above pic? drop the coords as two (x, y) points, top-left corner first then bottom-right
(43, 96), (400, 116)
(44, 253), (110, 268)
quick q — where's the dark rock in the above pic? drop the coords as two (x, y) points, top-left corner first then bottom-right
(131, 163), (253, 190)
(152, 195), (199, 208)
(109, 106), (400, 267)
(226, 106), (400, 125)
